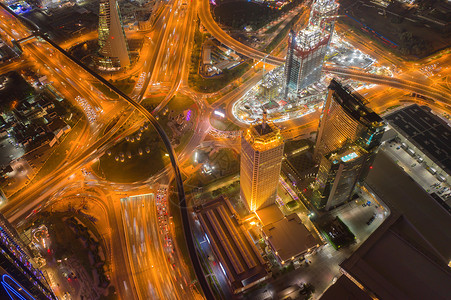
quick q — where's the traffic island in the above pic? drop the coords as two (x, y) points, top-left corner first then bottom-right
(92, 132), (167, 183)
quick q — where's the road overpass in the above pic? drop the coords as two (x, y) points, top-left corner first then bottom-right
(0, 3), (214, 299)
(324, 66), (451, 106)
(40, 32), (214, 300)
(198, 0), (284, 65)
(197, 0), (450, 107)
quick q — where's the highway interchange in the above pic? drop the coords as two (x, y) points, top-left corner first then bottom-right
(0, 0), (450, 299)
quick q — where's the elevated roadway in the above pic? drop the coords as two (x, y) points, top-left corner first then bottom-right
(198, 0), (284, 65)
(197, 0), (450, 108)
(324, 66), (451, 106)
(0, 3), (214, 299)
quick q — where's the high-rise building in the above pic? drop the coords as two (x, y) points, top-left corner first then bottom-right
(314, 146), (373, 210)
(284, 27), (330, 96)
(97, 0), (130, 70)
(314, 79), (385, 162)
(0, 213), (57, 300)
(240, 114), (284, 212)
(284, 0), (338, 96)
(312, 79), (385, 210)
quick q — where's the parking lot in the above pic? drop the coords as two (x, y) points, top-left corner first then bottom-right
(381, 140), (451, 206)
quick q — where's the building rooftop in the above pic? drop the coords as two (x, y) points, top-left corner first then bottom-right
(320, 276), (372, 300)
(325, 145), (366, 165)
(366, 151), (451, 262)
(329, 79), (383, 127)
(261, 211), (320, 262)
(256, 204), (284, 225)
(293, 26), (330, 52)
(253, 122), (274, 136)
(47, 117), (69, 133)
(385, 104), (451, 174)
(244, 118), (284, 152)
(197, 197), (267, 292)
(339, 213), (451, 300)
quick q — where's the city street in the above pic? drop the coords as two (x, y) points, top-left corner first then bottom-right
(0, 0), (449, 298)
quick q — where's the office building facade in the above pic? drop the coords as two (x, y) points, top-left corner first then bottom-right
(314, 79), (385, 162)
(240, 115), (284, 212)
(313, 79), (385, 209)
(0, 213), (57, 300)
(97, 0), (130, 70)
(315, 146), (374, 210)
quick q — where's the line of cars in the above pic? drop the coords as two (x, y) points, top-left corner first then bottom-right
(156, 186), (173, 251)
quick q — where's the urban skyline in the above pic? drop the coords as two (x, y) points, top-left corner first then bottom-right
(0, 0), (450, 299)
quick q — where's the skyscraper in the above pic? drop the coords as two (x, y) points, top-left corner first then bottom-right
(240, 113), (284, 212)
(97, 0), (130, 70)
(284, 28), (330, 96)
(0, 213), (57, 300)
(312, 79), (385, 210)
(284, 0), (338, 96)
(315, 146), (372, 210)
(314, 79), (385, 162)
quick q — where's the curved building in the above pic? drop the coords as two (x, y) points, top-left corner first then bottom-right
(313, 79), (385, 210)
(0, 213), (57, 300)
(97, 0), (130, 71)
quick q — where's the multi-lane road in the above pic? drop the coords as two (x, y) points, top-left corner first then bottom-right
(0, 2), (209, 299)
(324, 66), (451, 106)
(1, 0), (451, 299)
(198, 0), (284, 65)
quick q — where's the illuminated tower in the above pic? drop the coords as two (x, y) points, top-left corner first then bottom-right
(314, 79), (385, 162)
(315, 146), (370, 210)
(97, 0), (130, 70)
(312, 79), (385, 210)
(240, 113), (284, 212)
(0, 213), (57, 300)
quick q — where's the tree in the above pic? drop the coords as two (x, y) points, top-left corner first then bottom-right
(304, 283), (315, 295)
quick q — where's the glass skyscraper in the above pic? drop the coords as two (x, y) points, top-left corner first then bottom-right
(97, 0), (130, 70)
(0, 213), (57, 300)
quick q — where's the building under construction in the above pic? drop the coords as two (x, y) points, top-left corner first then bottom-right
(284, 26), (331, 96)
(284, 0), (338, 96)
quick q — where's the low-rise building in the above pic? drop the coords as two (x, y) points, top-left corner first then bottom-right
(258, 204), (322, 265)
(385, 104), (451, 182)
(197, 197), (269, 294)
(322, 213), (451, 300)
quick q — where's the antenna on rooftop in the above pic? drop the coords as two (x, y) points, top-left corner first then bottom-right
(262, 111), (268, 130)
